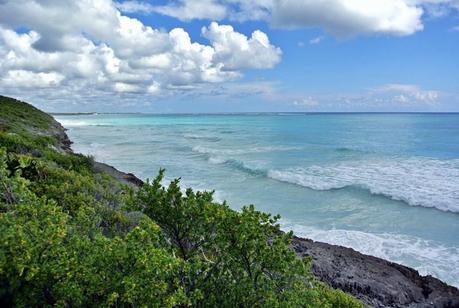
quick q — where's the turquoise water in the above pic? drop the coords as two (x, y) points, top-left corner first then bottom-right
(55, 113), (459, 287)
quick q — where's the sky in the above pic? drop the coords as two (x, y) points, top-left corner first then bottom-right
(0, 0), (458, 113)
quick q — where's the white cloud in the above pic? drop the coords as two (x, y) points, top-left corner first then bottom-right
(2, 70), (65, 88)
(202, 22), (282, 70)
(376, 84), (440, 104)
(288, 84), (443, 110)
(309, 36), (324, 44)
(293, 96), (319, 107)
(147, 82), (161, 95)
(153, 0), (227, 21)
(408, 0), (459, 17)
(115, 0), (154, 14)
(116, 0), (228, 21)
(113, 82), (141, 93)
(225, 0), (273, 22)
(270, 0), (423, 37)
(116, 0), (271, 22)
(0, 0), (281, 103)
(117, 0), (459, 37)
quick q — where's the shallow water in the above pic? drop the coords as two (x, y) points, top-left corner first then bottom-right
(55, 113), (459, 287)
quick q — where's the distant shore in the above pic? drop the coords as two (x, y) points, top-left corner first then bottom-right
(51, 112), (143, 116)
(55, 118), (459, 308)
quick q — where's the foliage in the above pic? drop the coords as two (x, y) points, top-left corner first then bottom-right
(0, 96), (54, 131)
(0, 96), (363, 307)
(130, 170), (362, 307)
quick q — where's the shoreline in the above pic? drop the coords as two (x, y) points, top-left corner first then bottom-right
(54, 119), (459, 308)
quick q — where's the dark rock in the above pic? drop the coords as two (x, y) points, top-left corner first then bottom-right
(291, 236), (459, 307)
(123, 172), (144, 187)
(49, 119), (73, 153)
(92, 161), (144, 187)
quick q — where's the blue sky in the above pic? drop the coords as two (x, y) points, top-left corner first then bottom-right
(0, 0), (458, 112)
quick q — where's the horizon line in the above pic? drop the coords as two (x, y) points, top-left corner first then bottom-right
(50, 111), (459, 116)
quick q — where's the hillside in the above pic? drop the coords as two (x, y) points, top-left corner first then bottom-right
(0, 95), (362, 307)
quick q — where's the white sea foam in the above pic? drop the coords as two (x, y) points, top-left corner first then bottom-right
(284, 223), (459, 288)
(173, 179), (227, 203)
(56, 117), (113, 127)
(268, 158), (459, 213)
(192, 145), (300, 155)
(56, 118), (91, 127)
(208, 156), (227, 164)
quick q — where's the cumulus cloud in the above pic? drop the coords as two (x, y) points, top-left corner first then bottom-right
(202, 22), (282, 70)
(270, 0), (423, 36)
(118, 0), (459, 37)
(0, 0), (281, 103)
(2, 70), (65, 88)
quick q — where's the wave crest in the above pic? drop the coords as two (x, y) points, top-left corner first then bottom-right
(268, 158), (459, 213)
(199, 152), (459, 213)
(56, 119), (90, 127)
(208, 156), (267, 176)
(192, 145), (300, 155)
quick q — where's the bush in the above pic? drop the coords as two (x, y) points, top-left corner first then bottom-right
(0, 96), (363, 307)
(0, 147), (362, 307)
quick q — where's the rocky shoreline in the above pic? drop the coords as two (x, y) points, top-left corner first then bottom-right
(53, 118), (459, 308)
(292, 237), (459, 308)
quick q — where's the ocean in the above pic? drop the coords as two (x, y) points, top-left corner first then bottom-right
(55, 113), (459, 287)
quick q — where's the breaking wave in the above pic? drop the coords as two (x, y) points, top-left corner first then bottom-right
(192, 145), (300, 155)
(267, 158), (459, 213)
(200, 152), (459, 213)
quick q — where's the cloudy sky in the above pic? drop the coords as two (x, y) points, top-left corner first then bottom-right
(0, 0), (458, 112)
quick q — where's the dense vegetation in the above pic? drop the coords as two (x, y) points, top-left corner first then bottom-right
(0, 96), (362, 307)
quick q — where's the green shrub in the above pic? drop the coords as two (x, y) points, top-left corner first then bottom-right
(0, 96), (363, 307)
